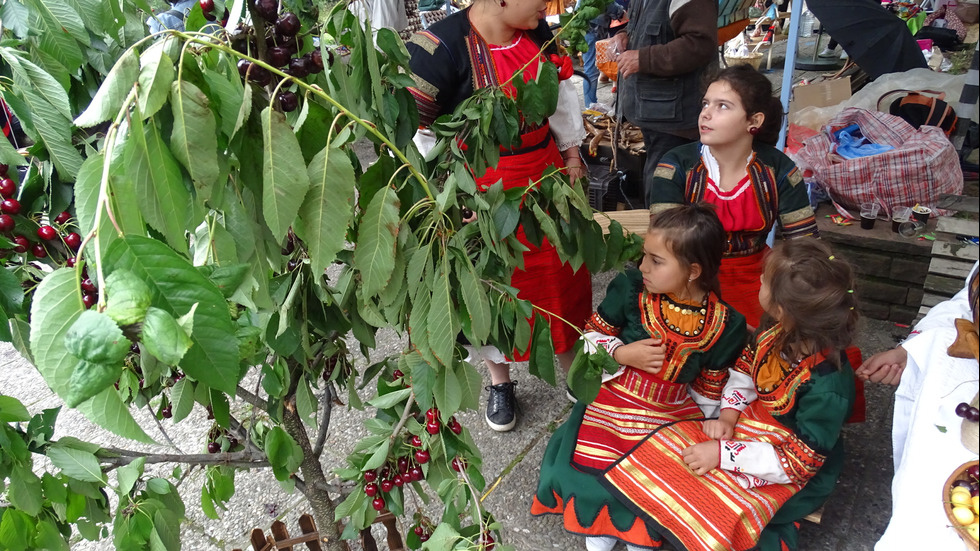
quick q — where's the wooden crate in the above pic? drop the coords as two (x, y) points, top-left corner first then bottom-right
(916, 194), (980, 323)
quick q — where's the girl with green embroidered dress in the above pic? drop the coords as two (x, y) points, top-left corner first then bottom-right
(601, 239), (858, 551)
(532, 204), (748, 551)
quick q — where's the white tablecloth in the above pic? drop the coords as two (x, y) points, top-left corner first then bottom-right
(875, 326), (979, 550)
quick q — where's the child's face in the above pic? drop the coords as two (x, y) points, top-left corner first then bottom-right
(698, 81), (757, 146)
(639, 231), (691, 296)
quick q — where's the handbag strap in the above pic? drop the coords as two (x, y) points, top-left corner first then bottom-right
(875, 89), (948, 112)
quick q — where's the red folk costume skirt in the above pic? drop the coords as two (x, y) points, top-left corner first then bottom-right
(602, 400), (805, 551)
(472, 33), (592, 359)
(719, 250), (766, 329)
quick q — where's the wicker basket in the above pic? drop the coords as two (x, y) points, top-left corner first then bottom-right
(943, 460), (980, 551)
(724, 52), (764, 70)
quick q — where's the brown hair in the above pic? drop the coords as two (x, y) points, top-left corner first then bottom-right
(648, 203), (725, 298)
(710, 64), (782, 146)
(762, 239), (859, 367)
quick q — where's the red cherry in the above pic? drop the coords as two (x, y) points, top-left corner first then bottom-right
(0, 164), (7, 176)
(397, 456), (409, 473)
(363, 470), (377, 483)
(425, 408), (439, 423)
(12, 235), (28, 253)
(419, 533), (430, 542)
(448, 418), (462, 435)
(64, 232), (81, 250)
(380, 465), (391, 479)
(207, 441), (220, 453)
(414, 449), (430, 464)
(54, 211), (71, 224)
(161, 405), (173, 418)
(371, 497), (386, 511)
(482, 533), (496, 550)
(1, 198), (21, 215)
(81, 292), (97, 309)
(392, 474), (404, 487)
(199, 0), (215, 13)
(65, 257), (76, 267)
(425, 421), (440, 435)
(0, 178), (15, 198)
(31, 243), (47, 258)
(409, 435), (423, 448)
(451, 457), (466, 472)
(408, 466), (423, 481)
(380, 479), (394, 492)
(80, 278), (96, 292)
(0, 214), (14, 233)
(364, 483), (378, 497)
(413, 525), (425, 537)
(392, 369), (404, 381)
(37, 225), (57, 240)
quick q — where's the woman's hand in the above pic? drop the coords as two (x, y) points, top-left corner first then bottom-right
(682, 441), (720, 476)
(702, 419), (735, 440)
(613, 338), (665, 374)
(564, 163), (587, 182)
(562, 147), (587, 182)
(856, 346), (908, 385)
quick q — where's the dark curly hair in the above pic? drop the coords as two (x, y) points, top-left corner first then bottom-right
(762, 239), (859, 367)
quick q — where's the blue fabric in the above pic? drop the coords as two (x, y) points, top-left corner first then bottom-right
(833, 124), (895, 159)
(582, 30), (599, 107)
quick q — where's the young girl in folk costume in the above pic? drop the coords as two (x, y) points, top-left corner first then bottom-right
(649, 64), (818, 328)
(602, 239), (858, 551)
(406, 0), (590, 433)
(533, 204), (748, 551)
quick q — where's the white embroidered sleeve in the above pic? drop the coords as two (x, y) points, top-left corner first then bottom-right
(688, 387), (720, 418)
(582, 331), (626, 382)
(719, 440), (793, 486)
(549, 79), (587, 152)
(720, 369), (756, 413)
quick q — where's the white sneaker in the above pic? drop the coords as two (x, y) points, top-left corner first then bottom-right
(818, 47), (836, 58)
(585, 536), (618, 551)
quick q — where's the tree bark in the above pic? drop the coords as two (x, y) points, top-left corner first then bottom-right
(282, 398), (345, 551)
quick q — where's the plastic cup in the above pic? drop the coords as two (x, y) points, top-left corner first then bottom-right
(912, 205), (931, 224)
(860, 202), (880, 230)
(891, 205), (911, 233)
(898, 220), (925, 238)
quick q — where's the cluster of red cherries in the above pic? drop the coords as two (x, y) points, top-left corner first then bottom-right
(0, 164), (82, 271)
(232, 0), (329, 113)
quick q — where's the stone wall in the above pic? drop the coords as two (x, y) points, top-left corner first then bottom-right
(815, 204), (932, 324)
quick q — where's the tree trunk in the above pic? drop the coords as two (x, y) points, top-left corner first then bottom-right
(282, 399), (345, 551)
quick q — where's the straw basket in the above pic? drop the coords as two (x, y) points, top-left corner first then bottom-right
(724, 52), (764, 70)
(942, 460), (980, 551)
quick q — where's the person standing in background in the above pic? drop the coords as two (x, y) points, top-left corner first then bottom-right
(610, 0), (717, 207)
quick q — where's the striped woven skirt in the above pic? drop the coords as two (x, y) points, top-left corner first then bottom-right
(602, 401), (804, 551)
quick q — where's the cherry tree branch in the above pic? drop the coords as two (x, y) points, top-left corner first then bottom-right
(97, 447), (270, 469)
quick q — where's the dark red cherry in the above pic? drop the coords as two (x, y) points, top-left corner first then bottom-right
(64, 232), (81, 251)
(0, 214), (14, 233)
(410, 435), (423, 448)
(199, 0), (215, 13)
(31, 243), (47, 258)
(414, 450), (430, 464)
(1, 198), (21, 215)
(275, 12), (301, 36)
(0, 178), (15, 198)
(363, 470), (377, 483)
(54, 211), (71, 224)
(371, 497), (386, 511)
(266, 46), (291, 68)
(364, 483), (378, 497)
(277, 91), (298, 112)
(12, 235), (28, 253)
(37, 225), (57, 240)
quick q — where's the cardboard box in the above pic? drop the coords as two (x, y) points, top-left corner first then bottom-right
(788, 76), (852, 119)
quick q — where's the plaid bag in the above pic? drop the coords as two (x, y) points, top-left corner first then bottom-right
(794, 107), (963, 217)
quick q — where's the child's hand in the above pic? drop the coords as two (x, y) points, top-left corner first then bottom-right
(614, 338), (665, 374)
(682, 441), (720, 476)
(703, 419), (734, 440)
(856, 346), (907, 385)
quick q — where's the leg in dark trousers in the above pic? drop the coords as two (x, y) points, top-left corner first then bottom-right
(641, 130), (694, 207)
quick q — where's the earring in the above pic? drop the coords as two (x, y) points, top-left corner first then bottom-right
(748, 126), (759, 135)
(499, 0), (506, 5)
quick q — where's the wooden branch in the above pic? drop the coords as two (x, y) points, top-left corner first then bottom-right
(313, 383), (334, 459)
(97, 447), (270, 468)
(236, 385), (268, 410)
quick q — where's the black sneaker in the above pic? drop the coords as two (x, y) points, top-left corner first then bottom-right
(485, 381), (517, 432)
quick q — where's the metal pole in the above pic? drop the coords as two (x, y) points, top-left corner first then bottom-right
(776, 0), (804, 150)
